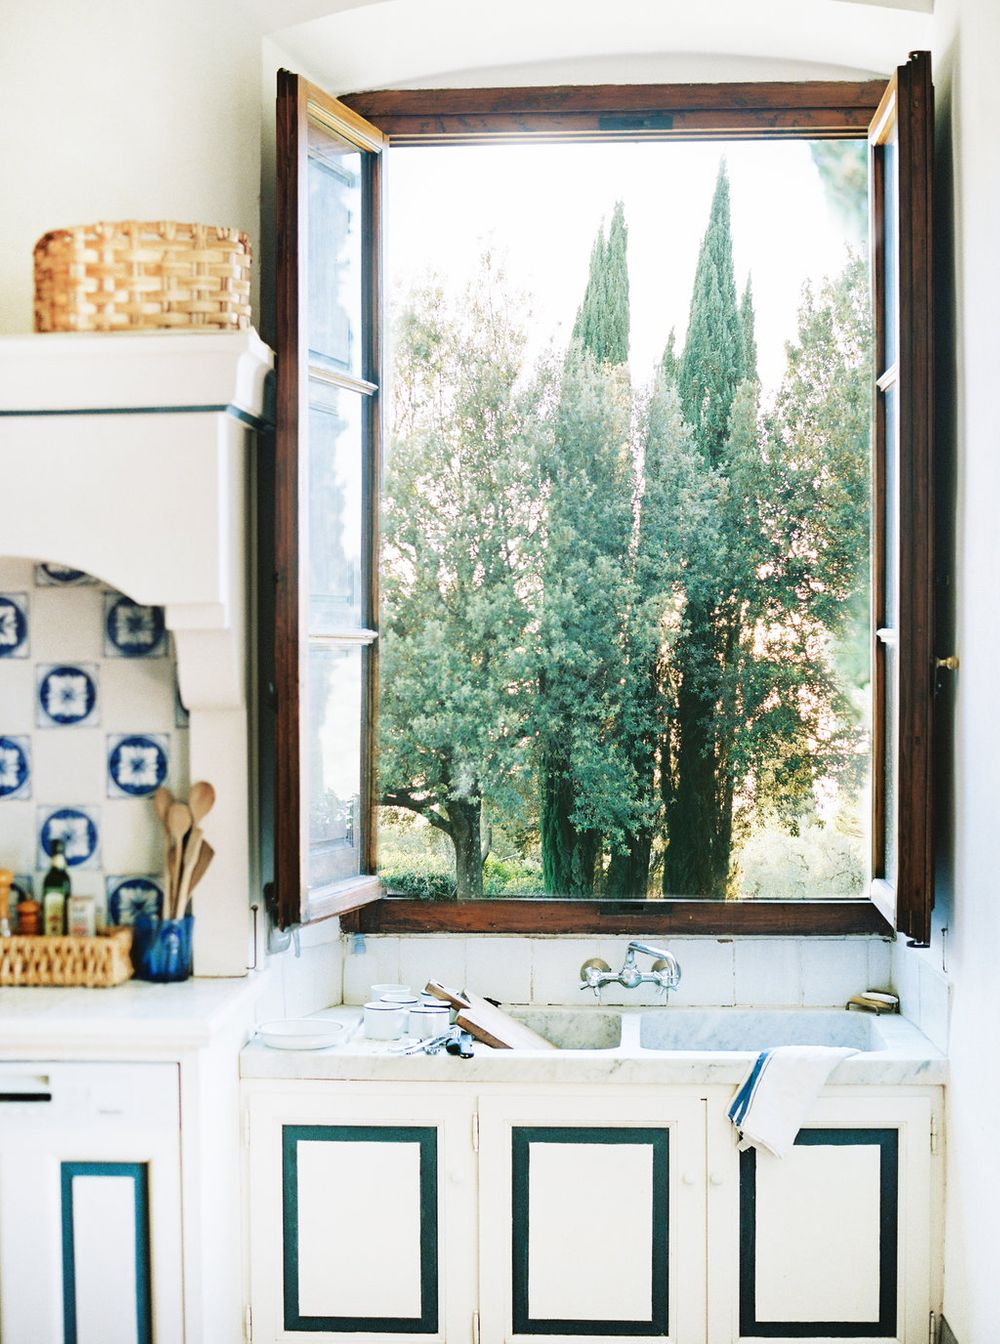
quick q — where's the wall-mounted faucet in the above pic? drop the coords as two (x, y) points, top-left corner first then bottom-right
(580, 941), (682, 999)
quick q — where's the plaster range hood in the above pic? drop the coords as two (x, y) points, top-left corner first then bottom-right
(0, 331), (274, 977)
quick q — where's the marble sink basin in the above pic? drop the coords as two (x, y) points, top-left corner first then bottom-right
(638, 1008), (885, 1053)
(511, 1007), (623, 1050)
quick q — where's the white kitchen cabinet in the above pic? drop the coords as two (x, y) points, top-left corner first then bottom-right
(245, 1081), (478, 1343)
(244, 1080), (940, 1344)
(0, 1061), (183, 1344)
(476, 1092), (706, 1344)
(706, 1092), (935, 1344)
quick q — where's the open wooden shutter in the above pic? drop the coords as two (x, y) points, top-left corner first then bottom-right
(868, 50), (935, 944)
(271, 71), (385, 927)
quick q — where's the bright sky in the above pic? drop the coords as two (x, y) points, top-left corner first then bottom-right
(385, 138), (864, 399)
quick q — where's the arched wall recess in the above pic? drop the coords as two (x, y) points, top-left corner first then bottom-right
(0, 330), (274, 976)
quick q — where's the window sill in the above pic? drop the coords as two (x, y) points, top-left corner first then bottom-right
(340, 897), (893, 937)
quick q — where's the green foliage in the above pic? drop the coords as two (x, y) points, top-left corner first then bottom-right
(678, 163), (747, 464)
(379, 158), (872, 905)
(379, 259), (546, 898)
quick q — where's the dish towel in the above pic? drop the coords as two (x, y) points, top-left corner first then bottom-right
(728, 1046), (858, 1158)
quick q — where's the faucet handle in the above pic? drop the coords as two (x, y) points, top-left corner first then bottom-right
(650, 956), (682, 993)
(579, 957), (612, 996)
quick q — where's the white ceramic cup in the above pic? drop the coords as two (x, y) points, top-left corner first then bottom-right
(363, 1001), (408, 1040)
(380, 992), (420, 1008)
(370, 983), (411, 999)
(409, 1003), (452, 1039)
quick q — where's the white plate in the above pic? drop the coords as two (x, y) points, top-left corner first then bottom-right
(258, 1018), (347, 1050)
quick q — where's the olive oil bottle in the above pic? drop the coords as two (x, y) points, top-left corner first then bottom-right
(42, 840), (71, 936)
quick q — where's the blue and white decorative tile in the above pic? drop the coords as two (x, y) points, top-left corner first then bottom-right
(36, 663), (99, 728)
(35, 563), (98, 587)
(0, 593), (29, 659)
(104, 594), (167, 658)
(38, 805), (100, 869)
(0, 736), (31, 800)
(106, 875), (164, 926)
(107, 733), (169, 798)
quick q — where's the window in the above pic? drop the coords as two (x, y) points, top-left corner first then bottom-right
(265, 59), (935, 940)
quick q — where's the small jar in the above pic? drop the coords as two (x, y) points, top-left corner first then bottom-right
(409, 1003), (452, 1039)
(371, 982), (411, 1000)
(363, 1001), (408, 1041)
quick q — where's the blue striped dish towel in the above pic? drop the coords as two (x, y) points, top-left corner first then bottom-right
(728, 1046), (857, 1159)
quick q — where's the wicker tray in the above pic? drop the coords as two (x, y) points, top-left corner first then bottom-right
(0, 927), (133, 988)
(33, 220), (251, 333)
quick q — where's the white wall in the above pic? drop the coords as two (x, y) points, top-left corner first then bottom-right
(925, 0), (1000, 1338)
(0, 0), (263, 335)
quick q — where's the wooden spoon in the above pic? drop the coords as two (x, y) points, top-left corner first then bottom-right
(188, 780), (215, 827)
(187, 840), (214, 899)
(166, 802), (193, 919)
(153, 787), (175, 900)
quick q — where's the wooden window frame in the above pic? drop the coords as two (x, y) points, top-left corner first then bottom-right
(270, 68), (935, 939)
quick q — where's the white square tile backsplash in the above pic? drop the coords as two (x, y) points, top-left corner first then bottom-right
(342, 931), (891, 1008)
(0, 557), (188, 924)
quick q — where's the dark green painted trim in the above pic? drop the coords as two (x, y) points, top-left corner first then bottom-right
(60, 1161), (152, 1344)
(739, 1127), (899, 1337)
(282, 1124), (439, 1334)
(0, 402), (273, 428)
(511, 1126), (669, 1337)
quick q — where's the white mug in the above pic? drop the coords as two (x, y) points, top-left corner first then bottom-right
(363, 1001), (408, 1040)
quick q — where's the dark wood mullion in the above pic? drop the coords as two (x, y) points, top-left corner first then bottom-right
(361, 146), (383, 879)
(894, 51), (935, 945)
(342, 81), (885, 141)
(869, 114), (889, 893)
(341, 899), (892, 937)
(274, 70), (309, 928)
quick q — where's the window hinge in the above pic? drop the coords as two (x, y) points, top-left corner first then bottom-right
(472, 1111), (480, 1152)
(243, 1106), (251, 1150)
(928, 1309), (938, 1344)
(930, 1114), (940, 1155)
(244, 1303), (253, 1343)
(473, 1310), (480, 1344)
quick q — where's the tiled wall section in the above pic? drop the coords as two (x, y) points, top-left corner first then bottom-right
(0, 558), (189, 925)
(341, 933), (894, 1008)
(890, 934), (951, 1052)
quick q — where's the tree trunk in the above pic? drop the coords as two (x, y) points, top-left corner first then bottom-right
(606, 833), (652, 897)
(540, 756), (599, 896)
(662, 612), (732, 898)
(449, 797), (485, 900)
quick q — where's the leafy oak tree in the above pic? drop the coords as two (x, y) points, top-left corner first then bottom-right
(378, 265), (544, 898)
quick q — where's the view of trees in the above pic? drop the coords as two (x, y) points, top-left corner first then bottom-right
(378, 155), (872, 900)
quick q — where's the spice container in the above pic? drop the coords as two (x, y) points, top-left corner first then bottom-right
(67, 895), (97, 939)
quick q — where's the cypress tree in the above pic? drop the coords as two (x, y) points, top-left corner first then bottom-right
(740, 276), (758, 383)
(539, 202), (633, 895)
(663, 160), (750, 896)
(678, 162), (746, 464)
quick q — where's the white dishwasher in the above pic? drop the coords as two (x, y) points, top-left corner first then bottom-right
(0, 1061), (183, 1344)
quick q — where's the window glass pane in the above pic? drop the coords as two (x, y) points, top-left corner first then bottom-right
(883, 385), (899, 629)
(308, 643), (362, 889)
(378, 138), (872, 901)
(308, 120), (363, 378)
(309, 379), (364, 634)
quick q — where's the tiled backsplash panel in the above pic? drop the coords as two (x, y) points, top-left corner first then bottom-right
(341, 932), (893, 1008)
(0, 557), (189, 925)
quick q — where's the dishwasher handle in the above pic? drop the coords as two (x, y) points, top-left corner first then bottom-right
(0, 1074), (52, 1102)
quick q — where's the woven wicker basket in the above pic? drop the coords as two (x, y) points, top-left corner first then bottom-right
(33, 220), (251, 333)
(0, 927), (133, 988)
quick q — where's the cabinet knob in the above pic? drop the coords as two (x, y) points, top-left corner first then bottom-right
(709, 1172), (725, 1186)
(682, 1170), (697, 1186)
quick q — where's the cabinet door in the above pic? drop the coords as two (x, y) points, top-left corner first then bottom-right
(0, 1061), (183, 1344)
(478, 1092), (706, 1344)
(707, 1094), (934, 1344)
(245, 1083), (477, 1344)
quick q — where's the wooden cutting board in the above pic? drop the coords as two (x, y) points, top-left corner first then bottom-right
(424, 981), (556, 1051)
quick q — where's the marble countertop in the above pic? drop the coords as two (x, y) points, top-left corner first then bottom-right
(241, 1004), (947, 1087)
(0, 972), (269, 1056)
